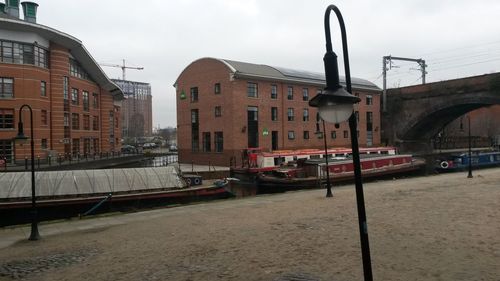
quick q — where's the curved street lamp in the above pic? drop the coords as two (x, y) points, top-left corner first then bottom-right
(308, 5), (373, 280)
(15, 104), (40, 241)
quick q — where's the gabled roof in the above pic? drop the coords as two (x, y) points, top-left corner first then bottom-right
(0, 17), (123, 99)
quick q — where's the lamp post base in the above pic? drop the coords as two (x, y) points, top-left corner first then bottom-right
(28, 222), (40, 241)
(326, 188), (333, 197)
(467, 172), (473, 178)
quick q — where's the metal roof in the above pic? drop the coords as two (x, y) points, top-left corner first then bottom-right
(220, 58), (380, 91)
(0, 17), (123, 99)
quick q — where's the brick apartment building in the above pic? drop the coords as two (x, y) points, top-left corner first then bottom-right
(0, 1), (123, 163)
(112, 79), (153, 138)
(175, 57), (381, 166)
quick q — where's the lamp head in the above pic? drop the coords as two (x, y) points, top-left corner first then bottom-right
(309, 86), (360, 123)
(14, 121), (28, 143)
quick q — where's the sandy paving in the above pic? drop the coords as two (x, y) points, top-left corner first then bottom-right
(1, 168), (499, 281)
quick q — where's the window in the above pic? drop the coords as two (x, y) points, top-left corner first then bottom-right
(367, 112), (373, 123)
(366, 95), (373, 105)
(214, 83), (221, 94)
(0, 78), (14, 98)
(343, 130), (349, 138)
(190, 87), (198, 102)
(287, 108), (294, 121)
(83, 91), (89, 111)
(41, 81), (46, 97)
(41, 110), (48, 125)
(0, 109), (14, 129)
(247, 82), (258, 98)
(0, 40), (49, 67)
(271, 85), (277, 99)
(202, 132), (211, 152)
(64, 113), (69, 127)
(303, 108), (309, 121)
(83, 115), (90, 130)
(69, 59), (90, 80)
(71, 88), (79, 105)
(63, 77), (69, 100)
(93, 116), (99, 130)
(0, 140), (13, 162)
(287, 86), (293, 100)
(191, 109), (199, 124)
(71, 113), (79, 130)
(41, 139), (47, 149)
(302, 88), (309, 101)
(288, 131), (295, 140)
(331, 131), (337, 139)
(303, 131), (310, 140)
(215, 106), (222, 117)
(271, 107), (278, 121)
(92, 93), (99, 108)
(214, 131), (223, 152)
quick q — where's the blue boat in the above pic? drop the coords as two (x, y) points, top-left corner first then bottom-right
(436, 151), (500, 172)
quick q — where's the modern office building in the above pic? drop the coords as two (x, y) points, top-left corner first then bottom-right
(112, 79), (153, 138)
(175, 57), (381, 166)
(0, 1), (123, 163)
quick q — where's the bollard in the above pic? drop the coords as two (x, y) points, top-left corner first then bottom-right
(25, 157), (28, 170)
(48, 155), (52, 166)
(37, 155), (40, 169)
(192, 160), (194, 172)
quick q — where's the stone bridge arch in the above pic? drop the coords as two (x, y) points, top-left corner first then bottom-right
(382, 73), (500, 153)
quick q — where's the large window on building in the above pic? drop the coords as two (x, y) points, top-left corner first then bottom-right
(214, 83), (221, 94)
(366, 94), (373, 105)
(271, 84), (277, 99)
(271, 107), (278, 121)
(302, 88), (309, 101)
(287, 86), (293, 100)
(69, 59), (90, 80)
(0, 40), (49, 68)
(287, 108), (294, 121)
(190, 87), (198, 102)
(0, 109), (14, 129)
(72, 138), (80, 156)
(288, 131), (295, 140)
(71, 88), (79, 105)
(72, 113), (79, 130)
(0, 140), (13, 162)
(202, 132), (211, 152)
(191, 109), (199, 152)
(247, 82), (258, 98)
(303, 131), (310, 140)
(92, 93), (99, 108)
(0, 78), (14, 98)
(214, 132), (223, 152)
(303, 108), (309, 121)
(83, 115), (90, 130)
(83, 91), (89, 111)
(41, 81), (46, 97)
(215, 106), (222, 117)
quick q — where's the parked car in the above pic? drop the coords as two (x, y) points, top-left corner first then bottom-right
(121, 145), (136, 154)
(143, 143), (157, 149)
(169, 145), (178, 152)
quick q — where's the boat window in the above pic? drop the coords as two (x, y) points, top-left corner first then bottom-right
(310, 155), (320, 159)
(381, 151), (388, 154)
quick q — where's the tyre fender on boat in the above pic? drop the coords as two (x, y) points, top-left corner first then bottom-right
(193, 177), (201, 185)
(185, 178), (192, 185)
(440, 161), (449, 169)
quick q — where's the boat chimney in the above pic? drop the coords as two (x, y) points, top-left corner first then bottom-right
(21, 1), (37, 23)
(5, 0), (21, 18)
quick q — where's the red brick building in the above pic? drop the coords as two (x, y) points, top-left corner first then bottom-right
(175, 57), (381, 166)
(0, 2), (123, 164)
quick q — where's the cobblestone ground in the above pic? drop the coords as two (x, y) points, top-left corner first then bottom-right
(0, 248), (98, 280)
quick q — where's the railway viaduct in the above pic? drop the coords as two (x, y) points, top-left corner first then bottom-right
(381, 72), (500, 153)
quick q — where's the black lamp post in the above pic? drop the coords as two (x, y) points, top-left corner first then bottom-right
(15, 104), (40, 241)
(309, 5), (373, 280)
(316, 119), (333, 197)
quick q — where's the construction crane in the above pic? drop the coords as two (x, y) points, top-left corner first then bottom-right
(100, 59), (144, 80)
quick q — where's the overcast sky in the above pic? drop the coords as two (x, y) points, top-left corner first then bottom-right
(35, 0), (500, 128)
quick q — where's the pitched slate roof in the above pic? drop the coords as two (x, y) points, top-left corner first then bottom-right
(220, 58), (380, 91)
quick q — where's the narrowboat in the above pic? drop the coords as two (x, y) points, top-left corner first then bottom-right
(436, 151), (500, 172)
